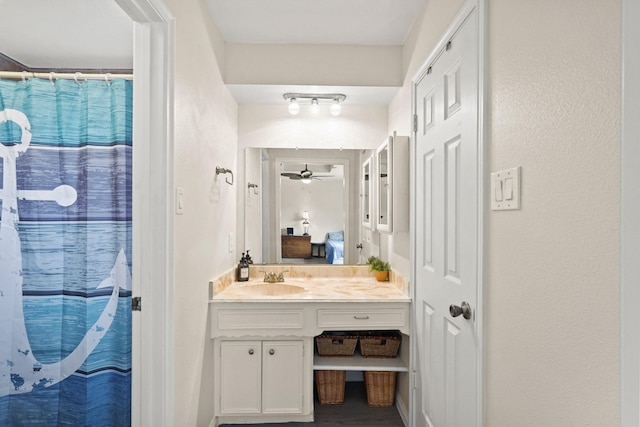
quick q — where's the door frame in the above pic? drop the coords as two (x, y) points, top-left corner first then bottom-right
(409, 0), (486, 425)
(114, 0), (175, 425)
(621, 0), (640, 424)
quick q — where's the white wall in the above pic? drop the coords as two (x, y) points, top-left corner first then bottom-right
(280, 177), (344, 240)
(238, 104), (388, 150)
(225, 43), (402, 87)
(486, 1), (620, 425)
(389, 0), (621, 425)
(167, 0), (239, 425)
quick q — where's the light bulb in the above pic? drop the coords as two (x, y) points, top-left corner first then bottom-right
(288, 98), (300, 115)
(330, 99), (341, 116)
(310, 98), (319, 114)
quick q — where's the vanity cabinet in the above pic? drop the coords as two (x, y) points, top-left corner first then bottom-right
(220, 340), (304, 415)
(210, 299), (410, 426)
(376, 134), (410, 233)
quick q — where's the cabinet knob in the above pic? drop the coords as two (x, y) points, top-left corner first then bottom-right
(269, 349), (275, 355)
(248, 349), (254, 355)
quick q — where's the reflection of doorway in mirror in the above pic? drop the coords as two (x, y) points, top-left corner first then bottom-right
(280, 165), (345, 262)
(243, 147), (263, 263)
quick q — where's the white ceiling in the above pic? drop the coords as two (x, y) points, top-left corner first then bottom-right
(0, 0), (425, 105)
(0, 0), (134, 70)
(204, 0), (424, 46)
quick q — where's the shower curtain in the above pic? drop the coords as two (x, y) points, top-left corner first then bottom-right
(0, 77), (132, 426)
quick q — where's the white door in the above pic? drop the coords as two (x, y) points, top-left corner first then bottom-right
(413, 4), (481, 427)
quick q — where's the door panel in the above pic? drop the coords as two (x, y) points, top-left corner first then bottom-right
(262, 341), (304, 414)
(220, 341), (262, 415)
(414, 5), (480, 427)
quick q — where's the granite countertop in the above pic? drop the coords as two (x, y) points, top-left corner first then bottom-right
(210, 277), (410, 302)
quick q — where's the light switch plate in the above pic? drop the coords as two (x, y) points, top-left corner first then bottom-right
(491, 167), (521, 210)
(175, 187), (184, 214)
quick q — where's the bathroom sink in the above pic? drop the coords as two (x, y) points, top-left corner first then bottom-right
(236, 283), (305, 296)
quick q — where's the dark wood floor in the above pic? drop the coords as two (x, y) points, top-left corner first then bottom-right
(220, 382), (405, 426)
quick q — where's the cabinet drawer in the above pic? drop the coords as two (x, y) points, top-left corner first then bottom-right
(317, 308), (407, 329)
(216, 309), (304, 330)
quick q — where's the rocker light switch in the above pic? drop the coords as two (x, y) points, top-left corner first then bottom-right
(491, 167), (521, 210)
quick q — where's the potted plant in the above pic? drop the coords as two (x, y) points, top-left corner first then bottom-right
(366, 256), (391, 281)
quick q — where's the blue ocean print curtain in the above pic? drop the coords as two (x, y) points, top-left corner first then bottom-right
(0, 77), (132, 426)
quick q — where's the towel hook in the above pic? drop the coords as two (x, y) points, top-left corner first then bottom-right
(216, 166), (234, 185)
(248, 182), (259, 195)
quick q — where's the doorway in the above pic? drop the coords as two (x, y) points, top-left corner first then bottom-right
(115, 0), (175, 425)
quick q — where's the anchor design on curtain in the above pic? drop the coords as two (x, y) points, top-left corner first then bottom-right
(0, 108), (131, 396)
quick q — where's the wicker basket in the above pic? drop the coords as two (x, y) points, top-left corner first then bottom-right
(315, 370), (346, 405)
(364, 371), (397, 407)
(359, 331), (401, 358)
(316, 333), (358, 357)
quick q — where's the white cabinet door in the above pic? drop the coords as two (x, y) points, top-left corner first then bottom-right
(220, 340), (262, 415)
(262, 341), (304, 414)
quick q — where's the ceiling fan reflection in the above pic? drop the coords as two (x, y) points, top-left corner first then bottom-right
(280, 164), (334, 182)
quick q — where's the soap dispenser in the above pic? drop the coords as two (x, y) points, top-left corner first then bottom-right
(237, 252), (249, 282)
(245, 250), (253, 264)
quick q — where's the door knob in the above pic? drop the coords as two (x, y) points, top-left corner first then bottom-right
(449, 301), (472, 319)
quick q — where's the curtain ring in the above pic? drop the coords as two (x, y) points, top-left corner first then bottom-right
(74, 72), (82, 84)
(21, 71), (28, 83)
(105, 73), (112, 84)
(49, 72), (55, 85)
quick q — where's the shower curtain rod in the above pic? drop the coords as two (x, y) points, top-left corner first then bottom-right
(0, 70), (133, 81)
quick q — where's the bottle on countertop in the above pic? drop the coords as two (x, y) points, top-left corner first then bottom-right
(245, 250), (253, 264)
(237, 252), (249, 282)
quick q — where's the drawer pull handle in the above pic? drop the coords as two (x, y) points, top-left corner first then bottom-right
(269, 349), (275, 355)
(354, 315), (370, 320)
(248, 349), (254, 355)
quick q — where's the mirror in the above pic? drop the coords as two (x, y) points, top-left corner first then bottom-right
(243, 147), (367, 265)
(362, 155), (373, 229)
(377, 140), (390, 231)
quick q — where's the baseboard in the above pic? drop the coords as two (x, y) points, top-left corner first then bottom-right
(396, 394), (409, 427)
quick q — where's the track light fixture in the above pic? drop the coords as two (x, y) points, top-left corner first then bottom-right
(283, 93), (346, 116)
